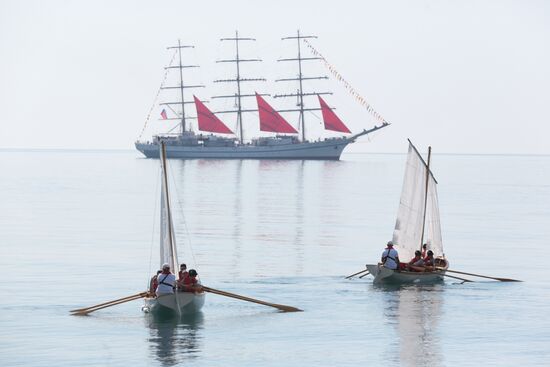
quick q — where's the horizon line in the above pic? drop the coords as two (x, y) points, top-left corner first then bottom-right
(0, 147), (549, 157)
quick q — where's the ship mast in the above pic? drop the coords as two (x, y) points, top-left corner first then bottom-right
(213, 31), (267, 144)
(274, 30), (331, 142)
(161, 40), (204, 135)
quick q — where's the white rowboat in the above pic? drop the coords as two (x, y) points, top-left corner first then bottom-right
(143, 142), (205, 315)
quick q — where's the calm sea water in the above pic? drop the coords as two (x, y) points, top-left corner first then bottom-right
(1, 150), (549, 366)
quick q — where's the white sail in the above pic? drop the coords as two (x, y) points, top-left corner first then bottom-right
(159, 144), (179, 273)
(424, 175), (443, 257)
(392, 141), (442, 261)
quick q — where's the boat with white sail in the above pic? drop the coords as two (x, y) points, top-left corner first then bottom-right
(135, 31), (389, 160)
(142, 142), (205, 314)
(366, 140), (449, 284)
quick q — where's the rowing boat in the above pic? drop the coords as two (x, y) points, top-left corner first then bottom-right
(142, 142), (205, 315)
(366, 140), (449, 284)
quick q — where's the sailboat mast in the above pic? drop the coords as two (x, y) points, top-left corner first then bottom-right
(177, 40), (187, 134)
(296, 30), (306, 141)
(235, 31), (244, 143)
(213, 31), (266, 144)
(275, 30), (331, 142)
(162, 42), (203, 135)
(160, 142), (178, 272)
(419, 146), (432, 253)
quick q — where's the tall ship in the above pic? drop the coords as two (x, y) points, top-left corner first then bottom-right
(135, 31), (390, 160)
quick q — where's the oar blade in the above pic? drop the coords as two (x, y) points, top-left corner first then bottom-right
(272, 304), (303, 313)
(442, 268), (522, 282)
(496, 278), (522, 282)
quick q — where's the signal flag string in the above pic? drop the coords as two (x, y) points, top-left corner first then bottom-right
(137, 50), (178, 140)
(303, 39), (389, 126)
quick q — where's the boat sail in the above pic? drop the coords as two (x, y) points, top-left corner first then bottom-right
(194, 96), (234, 135)
(256, 93), (298, 134)
(318, 95), (351, 133)
(135, 31), (389, 159)
(143, 142), (206, 314)
(366, 140), (448, 284)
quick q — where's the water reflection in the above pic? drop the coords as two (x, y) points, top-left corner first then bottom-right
(379, 284), (444, 367)
(231, 160), (243, 278)
(145, 312), (204, 366)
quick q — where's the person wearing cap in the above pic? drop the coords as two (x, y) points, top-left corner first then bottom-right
(156, 263), (176, 296)
(182, 269), (202, 293)
(381, 241), (400, 270)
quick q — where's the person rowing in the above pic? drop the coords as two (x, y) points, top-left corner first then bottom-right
(423, 250), (435, 271)
(407, 250), (424, 271)
(182, 269), (203, 293)
(156, 263), (176, 296)
(380, 241), (400, 270)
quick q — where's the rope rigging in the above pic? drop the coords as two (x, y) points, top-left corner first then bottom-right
(137, 50), (178, 141)
(303, 39), (389, 126)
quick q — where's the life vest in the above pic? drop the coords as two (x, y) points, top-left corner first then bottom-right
(382, 247), (397, 263)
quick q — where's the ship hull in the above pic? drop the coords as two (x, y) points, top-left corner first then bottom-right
(366, 264), (448, 285)
(143, 292), (205, 315)
(136, 138), (350, 160)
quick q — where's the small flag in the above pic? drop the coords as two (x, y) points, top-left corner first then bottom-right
(160, 109), (167, 120)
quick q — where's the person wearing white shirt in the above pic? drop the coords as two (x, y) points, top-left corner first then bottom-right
(156, 263), (176, 295)
(381, 241), (400, 270)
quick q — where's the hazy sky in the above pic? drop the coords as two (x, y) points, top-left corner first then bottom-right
(1, 0), (549, 154)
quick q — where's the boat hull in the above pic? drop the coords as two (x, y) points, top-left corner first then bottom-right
(143, 292), (205, 315)
(136, 138), (350, 160)
(366, 264), (447, 285)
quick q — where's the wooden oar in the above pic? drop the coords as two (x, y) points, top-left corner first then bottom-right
(72, 294), (147, 316)
(437, 272), (474, 283)
(345, 268), (369, 279)
(438, 268), (521, 282)
(202, 286), (302, 313)
(70, 292), (148, 315)
(408, 265), (473, 283)
(358, 271), (371, 279)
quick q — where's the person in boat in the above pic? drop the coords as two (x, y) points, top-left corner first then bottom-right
(149, 270), (162, 294)
(177, 263), (189, 290)
(421, 243), (428, 258)
(423, 250), (435, 270)
(407, 250), (424, 271)
(156, 263), (176, 296)
(178, 263), (189, 281)
(380, 241), (400, 270)
(182, 269), (202, 293)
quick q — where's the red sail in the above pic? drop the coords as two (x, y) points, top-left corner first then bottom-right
(194, 96), (234, 134)
(256, 93), (298, 134)
(318, 96), (351, 133)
